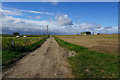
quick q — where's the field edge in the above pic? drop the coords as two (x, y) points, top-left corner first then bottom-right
(2, 36), (50, 69)
(53, 35), (119, 78)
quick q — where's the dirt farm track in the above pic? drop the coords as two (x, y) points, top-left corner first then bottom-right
(2, 37), (73, 78)
(2, 34), (118, 78)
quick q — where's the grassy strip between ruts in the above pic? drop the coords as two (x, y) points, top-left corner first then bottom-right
(2, 36), (49, 65)
(53, 36), (119, 78)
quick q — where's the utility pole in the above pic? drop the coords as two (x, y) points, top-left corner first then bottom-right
(47, 25), (48, 35)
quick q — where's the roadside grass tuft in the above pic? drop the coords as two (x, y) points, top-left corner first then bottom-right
(54, 36), (119, 78)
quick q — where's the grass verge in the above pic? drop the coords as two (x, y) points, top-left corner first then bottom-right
(53, 36), (119, 78)
(2, 36), (49, 66)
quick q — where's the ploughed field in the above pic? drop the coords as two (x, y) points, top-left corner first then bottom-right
(56, 34), (118, 55)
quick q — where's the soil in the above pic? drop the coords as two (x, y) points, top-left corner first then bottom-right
(56, 35), (118, 55)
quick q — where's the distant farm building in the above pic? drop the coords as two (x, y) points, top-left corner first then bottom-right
(81, 31), (91, 35)
(73, 34), (79, 35)
(93, 33), (100, 35)
(23, 35), (27, 37)
(13, 32), (19, 35)
(16, 36), (20, 38)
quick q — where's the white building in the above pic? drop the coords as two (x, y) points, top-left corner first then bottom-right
(93, 33), (100, 35)
(23, 35), (27, 37)
(16, 36), (20, 38)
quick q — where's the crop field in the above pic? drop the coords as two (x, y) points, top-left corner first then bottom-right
(2, 37), (43, 49)
(56, 34), (118, 55)
(2, 35), (48, 65)
(0, 36), (1, 49)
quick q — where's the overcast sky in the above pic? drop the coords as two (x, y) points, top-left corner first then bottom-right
(1, 2), (118, 35)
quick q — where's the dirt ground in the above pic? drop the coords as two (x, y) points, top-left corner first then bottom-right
(56, 34), (118, 55)
(2, 36), (73, 78)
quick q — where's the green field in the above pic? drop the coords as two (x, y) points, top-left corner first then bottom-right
(54, 36), (119, 78)
(2, 35), (49, 65)
(2, 37), (43, 49)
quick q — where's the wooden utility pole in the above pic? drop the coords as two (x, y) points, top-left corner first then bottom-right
(47, 25), (48, 35)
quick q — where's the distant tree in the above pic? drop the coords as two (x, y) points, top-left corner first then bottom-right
(13, 32), (19, 35)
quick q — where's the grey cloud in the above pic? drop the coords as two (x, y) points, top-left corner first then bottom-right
(2, 16), (118, 35)
(1, 8), (54, 16)
(104, 26), (113, 29)
(23, 10), (53, 15)
(2, 16), (46, 34)
(0, 8), (23, 16)
(55, 14), (73, 26)
(35, 16), (41, 19)
(41, 0), (59, 5)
